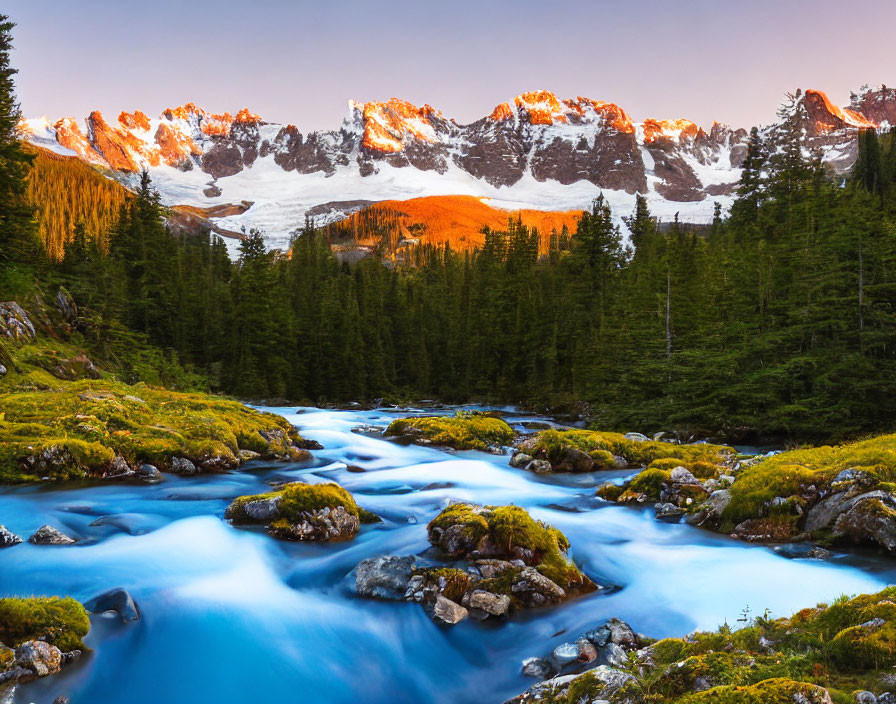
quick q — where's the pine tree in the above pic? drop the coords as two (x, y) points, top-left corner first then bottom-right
(0, 15), (38, 263)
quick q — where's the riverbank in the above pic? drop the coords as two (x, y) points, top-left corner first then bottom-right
(0, 405), (891, 704)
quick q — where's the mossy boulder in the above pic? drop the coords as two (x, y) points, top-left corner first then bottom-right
(385, 411), (514, 451)
(427, 503), (595, 601)
(515, 429), (734, 475)
(225, 482), (379, 541)
(508, 587), (896, 704)
(0, 379), (314, 483)
(0, 597), (90, 652)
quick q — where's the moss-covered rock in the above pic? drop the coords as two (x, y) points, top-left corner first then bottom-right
(427, 503), (595, 602)
(0, 597), (90, 652)
(385, 411), (514, 451)
(516, 429), (734, 475)
(225, 482), (378, 541)
(0, 379), (314, 483)
(507, 587), (896, 703)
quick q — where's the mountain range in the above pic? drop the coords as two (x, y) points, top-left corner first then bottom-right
(18, 85), (896, 250)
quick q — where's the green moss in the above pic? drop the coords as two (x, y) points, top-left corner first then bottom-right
(628, 467), (671, 500)
(721, 435), (896, 529)
(227, 482), (376, 527)
(588, 449), (617, 469)
(415, 568), (471, 602)
(0, 378), (312, 483)
(596, 482), (625, 501)
(427, 503), (592, 595)
(385, 411), (514, 450)
(678, 678), (834, 704)
(528, 429), (733, 469)
(427, 502), (490, 545)
(0, 597), (90, 651)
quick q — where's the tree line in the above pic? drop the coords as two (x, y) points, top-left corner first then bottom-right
(4, 15), (896, 440)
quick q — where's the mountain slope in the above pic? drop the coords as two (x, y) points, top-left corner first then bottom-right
(18, 86), (895, 249)
(322, 194), (583, 254)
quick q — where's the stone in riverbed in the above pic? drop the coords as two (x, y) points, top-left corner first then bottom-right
(465, 589), (511, 617)
(137, 464), (161, 481)
(28, 525), (75, 545)
(84, 587), (140, 623)
(267, 505), (358, 541)
(10, 641), (62, 681)
(511, 567), (566, 606)
(430, 595), (468, 625)
(510, 452), (534, 469)
(0, 526), (22, 548)
(525, 459), (552, 474)
(355, 555), (417, 599)
(169, 457), (198, 475)
(521, 657), (557, 679)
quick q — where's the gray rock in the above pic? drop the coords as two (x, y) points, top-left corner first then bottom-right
(53, 697), (70, 704)
(106, 456), (134, 479)
(575, 637), (598, 663)
(238, 450), (261, 462)
(137, 464), (161, 481)
(355, 555), (417, 599)
(521, 657), (557, 679)
(0, 525), (22, 548)
(525, 459), (553, 474)
(12, 641), (62, 681)
(467, 590), (510, 616)
(510, 452), (534, 469)
(705, 489), (732, 518)
(670, 466), (700, 485)
(855, 693), (877, 704)
(269, 505), (358, 541)
(833, 495), (896, 551)
(508, 666), (635, 704)
(612, 455), (628, 469)
(430, 595), (468, 625)
(584, 618), (638, 650)
(623, 432), (650, 443)
(599, 642), (629, 668)
(0, 364), (6, 377)
(553, 446), (594, 473)
(84, 587), (140, 622)
(876, 694), (895, 704)
(551, 642), (580, 666)
(28, 525), (75, 545)
(169, 457), (198, 475)
(243, 496), (282, 522)
(511, 566), (566, 606)
(474, 559), (516, 579)
(655, 502), (684, 520)
(833, 469), (877, 488)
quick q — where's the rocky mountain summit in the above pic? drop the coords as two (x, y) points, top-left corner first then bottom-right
(20, 86), (894, 247)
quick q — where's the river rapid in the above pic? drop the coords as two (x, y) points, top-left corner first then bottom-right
(1, 406), (893, 704)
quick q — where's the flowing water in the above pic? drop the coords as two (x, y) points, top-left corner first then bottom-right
(1, 406), (894, 704)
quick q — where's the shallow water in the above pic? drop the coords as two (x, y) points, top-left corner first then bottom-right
(1, 406), (893, 704)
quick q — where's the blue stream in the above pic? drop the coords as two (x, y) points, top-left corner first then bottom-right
(1, 406), (893, 704)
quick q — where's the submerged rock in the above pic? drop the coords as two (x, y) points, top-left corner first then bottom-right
(28, 526), (75, 545)
(83, 588), (140, 623)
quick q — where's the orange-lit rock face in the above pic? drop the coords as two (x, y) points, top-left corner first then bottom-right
(566, 97), (634, 133)
(515, 90), (564, 125)
(642, 118), (701, 143)
(804, 89), (877, 133)
(155, 122), (201, 167)
(489, 102), (514, 122)
(359, 98), (440, 153)
(118, 110), (151, 131)
(53, 117), (104, 163)
(234, 107), (261, 124)
(87, 111), (142, 172)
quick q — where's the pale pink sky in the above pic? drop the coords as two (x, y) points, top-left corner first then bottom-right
(8, 0), (896, 132)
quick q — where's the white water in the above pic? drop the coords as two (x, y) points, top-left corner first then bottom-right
(0, 406), (892, 704)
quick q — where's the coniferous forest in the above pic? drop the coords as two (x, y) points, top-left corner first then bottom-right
(3, 121), (896, 441)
